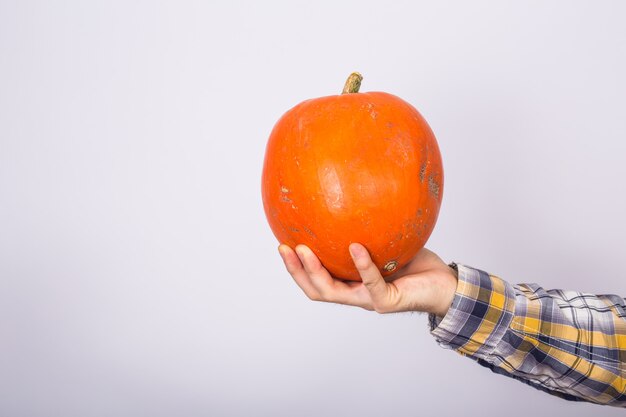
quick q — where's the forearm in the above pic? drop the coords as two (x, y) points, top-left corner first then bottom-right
(429, 263), (626, 407)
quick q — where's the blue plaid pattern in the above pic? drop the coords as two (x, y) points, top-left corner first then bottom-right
(429, 263), (626, 407)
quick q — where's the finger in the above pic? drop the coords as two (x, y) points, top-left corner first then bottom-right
(349, 243), (400, 313)
(278, 244), (322, 301)
(295, 244), (372, 310)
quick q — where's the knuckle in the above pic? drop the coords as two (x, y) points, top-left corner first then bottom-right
(363, 280), (378, 290)
(308, 262), (323, 274)
(316, 286), (331, 300)
(373, 303), (389, 314)
(307, 292), (322, 302)
(283, 260), (302, 275)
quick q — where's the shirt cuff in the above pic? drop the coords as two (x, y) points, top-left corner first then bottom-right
(428, 263), (517, 358)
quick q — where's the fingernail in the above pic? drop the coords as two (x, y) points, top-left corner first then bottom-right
(349, 244), (362, 258)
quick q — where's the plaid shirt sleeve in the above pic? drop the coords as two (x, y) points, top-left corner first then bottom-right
(429, 263), (626, 407)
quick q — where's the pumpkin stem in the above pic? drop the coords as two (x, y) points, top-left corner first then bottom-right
(342, 72), (363, 94)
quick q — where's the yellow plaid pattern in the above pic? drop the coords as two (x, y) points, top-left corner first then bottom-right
(430, 263), (626, 407)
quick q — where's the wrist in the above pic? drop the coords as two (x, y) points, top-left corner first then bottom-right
(431, 264), (458, 318)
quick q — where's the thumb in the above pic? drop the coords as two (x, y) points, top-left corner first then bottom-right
(349, 243), (389, 308)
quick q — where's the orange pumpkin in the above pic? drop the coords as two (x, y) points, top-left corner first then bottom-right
(262, 73), (443, 281)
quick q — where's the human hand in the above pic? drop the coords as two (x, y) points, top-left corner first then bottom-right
(278, 242), (458, 318)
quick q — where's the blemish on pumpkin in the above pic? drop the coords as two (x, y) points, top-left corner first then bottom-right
(281, 186), (290, 193)
(289, 226), (300, 233)
(276, 219), (288, 234)
(419, 163), (426, 182)
(383, 260), (398, 272)
(428, 175), (440, 198)
(303, 226), (317, 238)
(363, 103), (378, 119)
(281, 195), (292, 203)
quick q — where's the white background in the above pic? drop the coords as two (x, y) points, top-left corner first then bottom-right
(1, 1), (625, 415)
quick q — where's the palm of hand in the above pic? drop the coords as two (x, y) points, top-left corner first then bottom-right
(278, 242), (457, 317)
